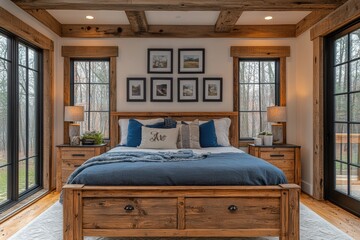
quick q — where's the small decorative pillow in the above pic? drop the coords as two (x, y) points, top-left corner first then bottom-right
(164, 117), (177, 128)
(199, 120), (219, 148)
(127, 119), (167, 147)
(177, 120), (201, 149)
(138, 126), (179, 149)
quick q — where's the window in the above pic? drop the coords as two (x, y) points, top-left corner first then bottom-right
(238, 59), (280, 140)
(70, 59), (110, 139)
(0, 29), (42, 209)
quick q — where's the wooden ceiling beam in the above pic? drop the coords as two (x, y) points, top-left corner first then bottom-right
(24, 9), (62, 36)
(215, 10), (243, 33)
(295, 10), (332, 37)
(125, 11), (148, 33)
(11, 0), (346, 11)
(61, 24), (296, 38)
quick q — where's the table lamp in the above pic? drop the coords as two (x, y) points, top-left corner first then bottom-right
(64, 106), (84, 145)
(267, 106), (287, 144)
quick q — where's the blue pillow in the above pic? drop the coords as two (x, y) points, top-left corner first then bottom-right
(126, 119), (166, 147)
(164, 118), (177, 128)
(199, 120), (218, 148)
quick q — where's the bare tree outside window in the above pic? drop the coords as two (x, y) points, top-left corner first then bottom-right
(239, 60), (279, 139)
(71, 60), (110, 139)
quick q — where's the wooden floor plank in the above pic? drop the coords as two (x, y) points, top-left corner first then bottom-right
(0, 192), (359, 239)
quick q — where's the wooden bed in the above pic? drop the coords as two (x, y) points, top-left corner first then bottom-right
(63, 112), (300, 240)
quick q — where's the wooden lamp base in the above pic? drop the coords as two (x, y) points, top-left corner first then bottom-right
(271, 123), (284, 144)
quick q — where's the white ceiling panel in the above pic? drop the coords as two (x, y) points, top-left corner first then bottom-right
(146, 11), (220, 25)
(236, 11), (311, 25)
(47, 10), (130, 24)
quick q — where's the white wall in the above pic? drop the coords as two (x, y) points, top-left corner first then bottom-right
(295, 30), (314, 195)
(55, 38), (298, 148)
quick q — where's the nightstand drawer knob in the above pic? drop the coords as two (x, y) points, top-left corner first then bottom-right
(124, 205), (135, 211)
(72, 153), (86, 157)
(228, 205), (238, 212)
(270, 154), (284, 158)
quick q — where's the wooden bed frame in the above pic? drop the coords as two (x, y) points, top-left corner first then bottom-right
(63, 112), (300, 240)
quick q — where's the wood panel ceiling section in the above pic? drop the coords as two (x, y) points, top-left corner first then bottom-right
(11, 0), (348, 38)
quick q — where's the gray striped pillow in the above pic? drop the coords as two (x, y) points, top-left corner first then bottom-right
(177, 119), (201, 149)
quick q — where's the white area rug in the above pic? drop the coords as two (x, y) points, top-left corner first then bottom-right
(9, 202), (352, 240)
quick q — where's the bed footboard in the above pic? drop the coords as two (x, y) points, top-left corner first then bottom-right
(63, 184), (300, 240)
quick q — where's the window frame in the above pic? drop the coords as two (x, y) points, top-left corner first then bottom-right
(69, 58), (111, 139)
(0, 28), (43, 210)
(62, 46), (118, 145)
(238, 58), (280, 140)
(231, 46), (289, 147)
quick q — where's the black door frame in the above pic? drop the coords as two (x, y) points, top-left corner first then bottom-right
(324, 19), (360, 217)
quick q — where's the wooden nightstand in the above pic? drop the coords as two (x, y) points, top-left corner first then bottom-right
(56, 144), (107, 192)
(248, 144), (301, 186)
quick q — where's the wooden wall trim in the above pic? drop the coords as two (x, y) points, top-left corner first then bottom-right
(295, 10), (332, 37)
(215, 10), (243, 33)
(24, 9), (62, 36)
(11, 0), (345, 11)
(62, 46), (119, 58)
(42, 49), (55, 190)
(231, 46), (291, 58)
(63, 57), (71, 144)
(0, 6), (53, 50)
(61, 24), (296, 38)
(310, 0), (360, 40)
(312, 37), (324, 200)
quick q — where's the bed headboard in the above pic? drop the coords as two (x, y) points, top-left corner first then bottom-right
(110, 112), (239, 148)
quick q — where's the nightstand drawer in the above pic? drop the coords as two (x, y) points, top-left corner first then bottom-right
(266, 159), (294, 170)
(62, 149), (95, 159)
(62, 159), (86, 182)
(260, 151), (294, 160)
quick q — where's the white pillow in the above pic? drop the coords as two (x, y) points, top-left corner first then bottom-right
(118, 118), (163, 145)
(199, 118), (231, 147)
(138, 126), (179, 149)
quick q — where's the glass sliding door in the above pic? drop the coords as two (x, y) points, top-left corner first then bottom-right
(325, 21), (360, 217)
(0, 28), (42, 211)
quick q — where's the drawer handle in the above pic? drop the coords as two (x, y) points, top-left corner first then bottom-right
(74, 164), (81, 167)
(228, 205), (238, 212)
(72, 154), (86, 157)
(270, 154), (284, 157)
(124, 205), (135, 211)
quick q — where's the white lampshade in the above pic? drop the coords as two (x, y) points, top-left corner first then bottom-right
(267, 106), (287, 123)
(64, 106), (84, 122)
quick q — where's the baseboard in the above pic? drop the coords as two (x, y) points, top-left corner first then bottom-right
(302, 180), (313, 195)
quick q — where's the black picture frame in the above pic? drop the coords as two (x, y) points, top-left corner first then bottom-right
(127, 78), (146, 102)
(178, 48), (205, 74)
(177, 78), (198, 102)
(150, 77), (173, 102)
(203, 78), (223, 102)
(147, 48), (173, 74)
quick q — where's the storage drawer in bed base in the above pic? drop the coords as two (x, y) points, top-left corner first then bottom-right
(63, 184), (300, 240)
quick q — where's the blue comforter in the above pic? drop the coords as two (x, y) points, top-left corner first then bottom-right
(66, 149), (287, 186)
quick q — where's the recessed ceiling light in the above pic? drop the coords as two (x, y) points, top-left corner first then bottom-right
(264, 16), (273, 20)
(86, 15), (94, 20)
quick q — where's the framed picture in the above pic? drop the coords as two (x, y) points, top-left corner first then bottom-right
(178, 78), (198, 102)
(151, 77), (173, 102)
(147, 48), (173, 74)
(203, 78), (223, 102)
(127, 78), (146, 102)
(178, 48), (205, 74)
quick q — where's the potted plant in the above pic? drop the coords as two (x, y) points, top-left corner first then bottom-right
(263, 132), (273, 146)
(81, 130), (104, 145)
